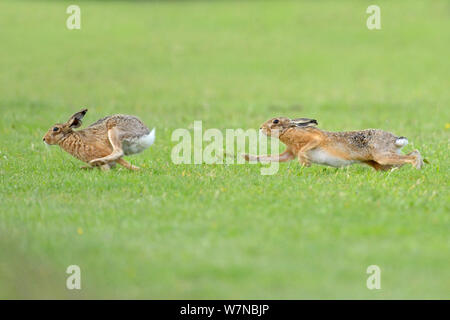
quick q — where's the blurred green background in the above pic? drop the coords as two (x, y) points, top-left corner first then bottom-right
(0, 0), (448, 299)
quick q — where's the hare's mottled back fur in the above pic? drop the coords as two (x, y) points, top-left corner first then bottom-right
(244, 117), (424, 171)
(43, 109), (155, 171)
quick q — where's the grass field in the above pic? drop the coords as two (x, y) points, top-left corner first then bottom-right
(0, 0), (449, 299)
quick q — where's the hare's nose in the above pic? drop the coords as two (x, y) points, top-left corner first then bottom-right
(43, 138), (46, 142)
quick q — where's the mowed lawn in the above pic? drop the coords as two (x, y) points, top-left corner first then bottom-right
(0, 0), (449, 299)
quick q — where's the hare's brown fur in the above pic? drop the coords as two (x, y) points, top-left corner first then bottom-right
(244, 117), (424, 170)
(43, 109), (155, 171)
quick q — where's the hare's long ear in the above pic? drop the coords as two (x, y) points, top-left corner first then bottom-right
(67, 108), (88, 128)
(290, 118), (318, 127)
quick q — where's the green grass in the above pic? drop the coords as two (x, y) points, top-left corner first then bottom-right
(0, 0), (449, 299)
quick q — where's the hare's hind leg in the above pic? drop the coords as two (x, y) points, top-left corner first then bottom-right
(117, 158), (140, 171)
(363, 160), (394, 171)
(373, 150), (423, 169)
(90, 127), (124, 166)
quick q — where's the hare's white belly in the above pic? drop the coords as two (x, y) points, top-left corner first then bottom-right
(122, 128), (155, 155)
(307, 148), (358, 167)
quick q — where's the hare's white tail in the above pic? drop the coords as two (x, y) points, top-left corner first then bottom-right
(145, 128), (156, 147)
(395, 136), (408, 148)
(122, 128), (155, 155)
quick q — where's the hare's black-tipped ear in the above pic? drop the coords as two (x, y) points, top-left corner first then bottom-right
(67, 108), (88, 128)
(291, 118), (318, 127)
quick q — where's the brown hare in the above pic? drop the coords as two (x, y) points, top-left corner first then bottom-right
(43, 109), (155, 171)
(243, 117), (424, 171)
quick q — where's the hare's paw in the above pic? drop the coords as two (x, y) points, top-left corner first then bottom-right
(300, 161), (311, 167)
(298, 159), (311, 167)
(298, 154), (311, 167)
(242, 154), (256, 162)
(410, 150), (424, 169)
(100, 164), (112, 171)
(89, 158), (107, 166)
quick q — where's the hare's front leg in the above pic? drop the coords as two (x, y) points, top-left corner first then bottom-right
(90, 127), (124, 166)
(297, 139), (321, 167)
(243, 150), (294, 162)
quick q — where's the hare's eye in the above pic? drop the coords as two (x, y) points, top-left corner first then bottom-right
(53, 127), (59, 132)
(273, 119), (279, 124)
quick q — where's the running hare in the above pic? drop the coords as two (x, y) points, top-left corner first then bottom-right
(43, 109), (155, 171)
(243, 117), (424, 171)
